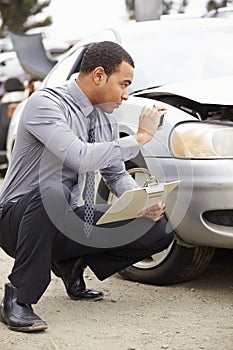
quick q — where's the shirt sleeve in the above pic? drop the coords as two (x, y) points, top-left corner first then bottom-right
(100, 162), (139, 198)
(99, 116), (140, 197)
(23, 90), (140, 174)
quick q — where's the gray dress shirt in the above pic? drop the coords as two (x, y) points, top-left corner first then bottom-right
(0, 80), (139, 208)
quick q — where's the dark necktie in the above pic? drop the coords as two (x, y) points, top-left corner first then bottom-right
(84, 108), (98, 236)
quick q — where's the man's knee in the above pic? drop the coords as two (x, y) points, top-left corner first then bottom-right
(128, 218), (173, 250)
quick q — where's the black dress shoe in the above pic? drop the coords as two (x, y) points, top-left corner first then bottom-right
(0, 283), (47, 332)
(52, 257), (103, 301)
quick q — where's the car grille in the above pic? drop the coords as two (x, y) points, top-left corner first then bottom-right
(203, 210), (233, 227)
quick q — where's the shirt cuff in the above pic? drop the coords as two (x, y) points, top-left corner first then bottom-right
(117, 135), (139, 161)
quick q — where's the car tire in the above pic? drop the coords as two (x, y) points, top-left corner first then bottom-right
(119, 243), (215, 285)
(96, 166), (215, 285)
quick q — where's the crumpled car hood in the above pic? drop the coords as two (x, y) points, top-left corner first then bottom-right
(141, 75), (233, 105)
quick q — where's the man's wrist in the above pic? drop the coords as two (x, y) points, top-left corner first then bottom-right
(134, 133), (151, 146)
(134, 134), (143, 146)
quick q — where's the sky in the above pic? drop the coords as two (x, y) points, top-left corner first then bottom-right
(43, 0), (129, 43)
(43, 0), (210, 44)
(185, 0), (209, 14)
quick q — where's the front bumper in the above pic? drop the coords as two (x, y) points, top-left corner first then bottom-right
(145, 157), (233, 248)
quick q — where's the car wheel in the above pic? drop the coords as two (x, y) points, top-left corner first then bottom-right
(119, 243), (215, 285)
(97, 167), (215, 285)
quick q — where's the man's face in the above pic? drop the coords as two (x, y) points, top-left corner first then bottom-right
(96, 61), (134, 114)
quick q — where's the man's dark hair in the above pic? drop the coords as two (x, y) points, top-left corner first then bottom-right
(80, 41), (135, 76)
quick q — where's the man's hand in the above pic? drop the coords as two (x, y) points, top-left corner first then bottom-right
(138, 202), (165, 222)
(135, 105), (167, 146)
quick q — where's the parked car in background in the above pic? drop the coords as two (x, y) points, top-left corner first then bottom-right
(0, 36), (12, 53)
(7, 18), (233, 285)
(0, 77), (28, 174)
(0, 51), (28, 98)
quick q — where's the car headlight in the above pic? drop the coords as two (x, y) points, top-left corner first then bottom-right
(169, 121), (233, 159)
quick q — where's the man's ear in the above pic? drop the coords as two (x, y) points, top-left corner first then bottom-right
(92, 66), (107, 85)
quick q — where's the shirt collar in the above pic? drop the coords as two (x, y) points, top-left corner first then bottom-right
(68, 79), (94, 117)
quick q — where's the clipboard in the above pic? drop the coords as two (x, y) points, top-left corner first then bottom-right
(96, 180), (180, 225)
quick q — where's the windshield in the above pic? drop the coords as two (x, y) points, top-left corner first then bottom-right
(124, 25), (233, 93)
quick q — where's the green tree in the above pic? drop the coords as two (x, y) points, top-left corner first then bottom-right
(125, 0), (135, 19)
(177, 0), (188, 13)
(161, 1), (173, 15)
(0, 0), (52, 37)
(207, 0), (229, 11)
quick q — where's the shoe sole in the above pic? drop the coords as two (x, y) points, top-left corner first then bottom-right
(8, 324), (48, 332)
(68, 294), (104, 301)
